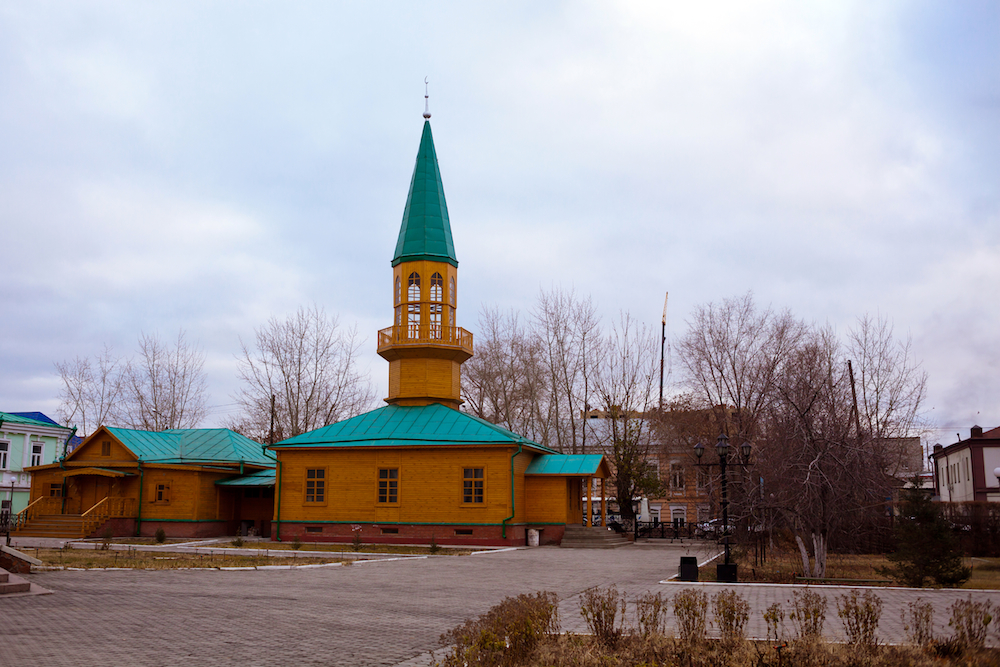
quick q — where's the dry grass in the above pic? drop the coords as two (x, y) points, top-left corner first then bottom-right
(32, 547), (342, 570)
(526, 635), (1000, 667)
(700, 550), (1000, 590)
(212, 541), (476, 556)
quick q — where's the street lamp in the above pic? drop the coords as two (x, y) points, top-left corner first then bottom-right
(695, 433), (751, 583)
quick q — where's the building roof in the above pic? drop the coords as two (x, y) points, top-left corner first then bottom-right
(94, 427), (272, 465)
(272, 403), (558, 453)
(0, 411), (73, 431)
(391, 120), (458, 268)
(525, 454), (608, 476)
(216, 469), (276, 487)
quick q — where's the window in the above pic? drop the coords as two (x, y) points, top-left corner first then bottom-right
(378, 468), (398, 503)
(394, 276), (401, 304)
(101, 441), (111, 457)
(49, 483), (63, 497)
(305, 526), (322, 533)
(305, 469), (325, 503)
(0, 442), (8, 469)
(670, 464), (684, 494)
(154, 482), (171, 503)
(407, 304), (420, 338)
(30, 443), (43, 467)
(407, 272), (421, 301)
(696, 468), (709, 493)
(455, 528), (473, 536)
(450, 276), (456, 306)
(381, 527), (399, 534)
(430, 304), (442, 339)
(430, 272), (443, 301)
(463, 468), (484, 504)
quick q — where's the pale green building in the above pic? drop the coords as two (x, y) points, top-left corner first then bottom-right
(1, 412), (74, 514)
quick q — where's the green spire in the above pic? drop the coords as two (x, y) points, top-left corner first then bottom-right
(392, 120), (458, 267)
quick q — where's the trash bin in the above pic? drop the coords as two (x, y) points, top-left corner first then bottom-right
(678, 556), (699, 581)
(527, 529), (540, 547)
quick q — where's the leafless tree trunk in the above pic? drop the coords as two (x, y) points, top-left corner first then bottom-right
(55, 344), (123, 436)
(230, 305), (376, 443)
(117, 330), (209, 430)
(591, 312), (661, 525)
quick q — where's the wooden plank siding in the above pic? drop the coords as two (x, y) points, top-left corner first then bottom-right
(276, 446), (542, 526)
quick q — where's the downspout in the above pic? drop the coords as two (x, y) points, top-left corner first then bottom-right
(136, 461), (144, 537)
(501, 444), (523, 540)
(261, 445), (282, 542)
(61, 426), (77, 460)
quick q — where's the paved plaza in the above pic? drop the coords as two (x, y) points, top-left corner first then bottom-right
(2, 542), (999, 666)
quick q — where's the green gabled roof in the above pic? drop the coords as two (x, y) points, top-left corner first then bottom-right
(216, 469), (276, 487)
(272, 403), (558, 453)
(525, 454), (607, 476)
(391, 120), (458, 268)
(101, 428), (272, 466)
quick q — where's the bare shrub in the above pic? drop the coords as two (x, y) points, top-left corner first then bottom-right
(836, 590), (883, 651)
(902, 597), (934, 647)
(438, 592), (560, 666)
(790, 589), (827, 640)
(713, 589), (750, 646)
(579, 586), (627, 647)
(763, 602), (786, 642)
(672, 588), (708, 644)
(948, 595), (993, 650)
(634, 591), (667, 638)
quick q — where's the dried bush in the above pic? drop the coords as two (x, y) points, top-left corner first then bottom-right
(154, 527), (166, 544)
(836, 590), (883, 651)
(763, 602), (786, 642)
(790, 589), (827, 640)
(672, 588), (708, 644)
(713, 589), (750, 646)
(634, 591), (667, 638)
(231, 536), (245, 547)
(901, 598), (934, 647)
(579, 586), (627, 647)
(948, 595), (993, 650)
(438, 591), (560, 667)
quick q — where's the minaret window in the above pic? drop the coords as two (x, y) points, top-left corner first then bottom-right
(394, 276), (401, 305)
(407, 273), (421, 301)
(408, 304), (420, 338)
(430, 304), (442, 339)
(450, 277), (456, 306)
(431, 273), (443, 301)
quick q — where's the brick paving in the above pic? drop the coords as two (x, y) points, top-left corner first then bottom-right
(2, 542), (998, 666)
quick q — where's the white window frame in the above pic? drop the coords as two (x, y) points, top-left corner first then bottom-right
(30, 442), (43, 467)
(0, 441), (9, 469)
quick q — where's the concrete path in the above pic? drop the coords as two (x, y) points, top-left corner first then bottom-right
(1, 542), (997, 667)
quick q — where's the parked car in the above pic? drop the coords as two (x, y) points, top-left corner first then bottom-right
(696, 519), (735, 537)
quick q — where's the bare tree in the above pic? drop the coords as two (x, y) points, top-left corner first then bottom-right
(677, 292), (806, 443)
(231, 305), (377, 443)
(117, 330), (209, 430)
(532, 288), (602, 454)
(463, 306), (550, 444)
(590, 312), (662, 525)
(55, 344), (123, 436)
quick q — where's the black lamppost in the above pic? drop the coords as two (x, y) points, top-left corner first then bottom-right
(695, 433), (751, 583)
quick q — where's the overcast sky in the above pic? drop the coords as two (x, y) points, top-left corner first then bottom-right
(2, 2), (997, 445)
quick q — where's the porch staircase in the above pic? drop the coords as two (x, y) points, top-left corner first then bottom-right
(0, 568), (32, 595)
(12, 514), (88, 538)
(559, 524), (631, 549)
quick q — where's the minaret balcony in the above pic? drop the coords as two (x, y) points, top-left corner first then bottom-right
(377, 325), (474, 357)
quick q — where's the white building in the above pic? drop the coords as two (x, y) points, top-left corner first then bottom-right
(931, 425), (1000, 503)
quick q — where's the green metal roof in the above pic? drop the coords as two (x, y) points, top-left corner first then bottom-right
(216, 469), (276, 487)
(99, 428), (272, 465)
(272, 403), (558, 453)
(525, 454), (607, 476)
(0, 411), (72, 430)
(391, 120), (458, 268)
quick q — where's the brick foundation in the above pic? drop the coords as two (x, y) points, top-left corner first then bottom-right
(269, 522), (561, 547)
(137, 521), (230, 539)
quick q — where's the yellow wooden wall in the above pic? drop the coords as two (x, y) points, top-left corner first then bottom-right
(278, 446), (543, 525)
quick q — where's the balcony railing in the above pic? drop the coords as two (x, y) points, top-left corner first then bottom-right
(377, 325), (474, 355)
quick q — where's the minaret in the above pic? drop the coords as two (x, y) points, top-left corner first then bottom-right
(376, 102), (472, 409)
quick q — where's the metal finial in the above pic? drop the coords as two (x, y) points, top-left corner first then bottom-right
(423, 77), (431, 119)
